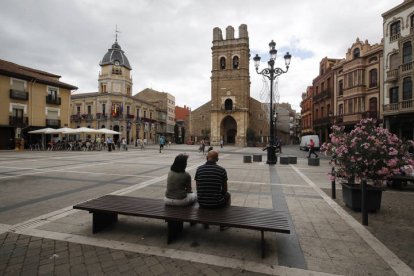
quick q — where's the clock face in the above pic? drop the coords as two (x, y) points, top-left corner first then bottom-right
(114, 60), (120, 66)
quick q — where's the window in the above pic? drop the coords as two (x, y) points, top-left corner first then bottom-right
(48, 87), (58, 100)
(411, 15), (414, 28)
(143, 110), (147, 118)
(339, 104), (344, 115)
(11, 79), (25, 91)
(102, 104), (106, 115)
(12, 108), (23, 118)
(369, 69), (378, 88)
(220, 57), (226, 70)
(339, 80), (344, 96)
(150, 112), (152, 119)
(127, 106), (130, 115)
(353, 48), (360, 58)
(348, 100), (353, 114)
(101, 84), (107, 93)
(87, 105), (91, 114)
(136, 108), (140, 118)
(390, 87), (399, 104)
(224, 99), (233, 110)
(403, 78), (412, 100)
(403, 42), (412, 64)
(390, 21), (401, 40)
(390, 53), (399, 69)
(232, 56), (239, 69)
(76, 106), (81, 115)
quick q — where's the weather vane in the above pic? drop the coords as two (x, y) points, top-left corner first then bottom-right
(115, 25), (121, 42)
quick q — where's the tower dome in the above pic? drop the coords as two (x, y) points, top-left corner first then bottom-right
(100, 40), (132, 70)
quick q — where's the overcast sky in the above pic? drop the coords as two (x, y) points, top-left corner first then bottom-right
(1, 0), (403, 111)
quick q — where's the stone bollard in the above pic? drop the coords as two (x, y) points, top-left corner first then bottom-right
(280, 156), (289, 165)
(243, 155), (252, 163)
(289, 156), (297, 164)
(253, 154), (262, 162)
(308, 157), (320, 166)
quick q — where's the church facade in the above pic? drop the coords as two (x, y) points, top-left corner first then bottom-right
(189, 24), (270, 147)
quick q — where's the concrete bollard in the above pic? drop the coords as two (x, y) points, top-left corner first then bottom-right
(243, 155), (252, 163)
(288, 156), (297, 164)
(280, 156), (289, 165)
(308, 157), (320, 166)
(253, 154), (262, 162)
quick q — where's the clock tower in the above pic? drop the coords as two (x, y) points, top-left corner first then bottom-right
(98, 38), (133, 96)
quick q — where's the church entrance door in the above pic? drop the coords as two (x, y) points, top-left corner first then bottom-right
(221, 116), (237, 144)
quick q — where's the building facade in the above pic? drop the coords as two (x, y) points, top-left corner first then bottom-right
(312, 57), (340, 143)
(382, 0), (414, 140)
(0, 59), (77, 149)
(300, 86), (313, 135)
(70, 39), (157, 144)
(134, 88), (176, 142)
(333, 38), (383, 130)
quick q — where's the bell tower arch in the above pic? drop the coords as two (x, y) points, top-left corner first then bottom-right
(210, 24), (250, 146)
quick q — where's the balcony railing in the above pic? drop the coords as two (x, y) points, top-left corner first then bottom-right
(46, 119), (61, 127)
(81, 114), (94, 122)
(9, 89), (29, 100)
(96, 113), (108, 120)
(390, 33), (400, 42)
(383, 100), (414, 114)
(9, 116), (28, 127)
(313, 117), (331, 126)
(386, 69), (398, 83)
(71, 114), (81, 122)
(110, 114), (124, 121)
(46, 95), (61, 105)
(312, 90), (331, 102)
(401, 61), (413, 73)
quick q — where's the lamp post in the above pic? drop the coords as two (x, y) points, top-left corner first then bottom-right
(253, 40), (291, 165)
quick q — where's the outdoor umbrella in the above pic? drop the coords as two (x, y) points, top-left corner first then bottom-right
(28, 128), (56, 134)
(97, 128), (121, 135)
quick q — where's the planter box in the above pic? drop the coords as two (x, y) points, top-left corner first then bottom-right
(243, 155), (252, 163)
(253, 154), (262, 162)
(341, 183), (384, 212)
(280, 156), (289, 165)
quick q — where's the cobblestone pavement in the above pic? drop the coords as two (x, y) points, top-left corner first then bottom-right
(0, 145), (413, 276)
(0, 232), (265, 276)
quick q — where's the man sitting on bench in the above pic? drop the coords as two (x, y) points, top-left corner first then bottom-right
(195, 150), (231, 209)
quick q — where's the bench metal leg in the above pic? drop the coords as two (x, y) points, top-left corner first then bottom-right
(167, 220), (183, 244)
(261, 230), (265, 258)
(92, 212), (118, 234)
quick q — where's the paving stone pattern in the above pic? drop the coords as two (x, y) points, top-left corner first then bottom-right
(0, 232), (267, 276)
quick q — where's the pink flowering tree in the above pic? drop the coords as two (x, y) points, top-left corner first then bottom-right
(321, 118), (414, 185)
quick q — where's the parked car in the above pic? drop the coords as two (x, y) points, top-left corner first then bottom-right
(299, 135), (320, 151)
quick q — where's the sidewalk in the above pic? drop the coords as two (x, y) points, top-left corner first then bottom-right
(0, 145), (413, 275)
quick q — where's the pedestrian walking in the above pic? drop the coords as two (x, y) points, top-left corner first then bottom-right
(220, 139), (223, 148)
(307, 138), (318, 158)
(159, 136), (165, 153)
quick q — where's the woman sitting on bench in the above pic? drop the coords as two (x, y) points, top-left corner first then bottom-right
(164, 154), (197, 206)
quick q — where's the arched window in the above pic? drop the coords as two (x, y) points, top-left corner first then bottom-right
(369, 98), (377, 118)
(390, 21), (401, 37)
(403, 78), (412, 101)
(232, 56), (239, 69)
(220, 57), (226, 70)
(390, 87), (399, 104)
(390, 53), (399, 69)
(369, 69), (378, 88)
(403, 42), (412, 64)
(224, 99), (233, 110)
(353, 48), (360, 58)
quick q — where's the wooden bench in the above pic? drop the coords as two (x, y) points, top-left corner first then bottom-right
(73, 195), (290, 258)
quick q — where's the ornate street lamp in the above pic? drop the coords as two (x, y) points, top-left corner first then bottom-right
(253, 40), (291, 164)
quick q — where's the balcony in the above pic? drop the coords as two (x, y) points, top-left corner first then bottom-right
(71, 114), (81, 122)
(312, 90), (331, 102)
(81, 114), (94, 122)
(390, 33), (400, 42)
(401, 61), (413, 74)
(386, 69), (398, 83)
(9, 116), (28, 127)
(46, 95), (61, 105)
(9, 89), (28, 100)
(383, 100), (414, 114)
(110, 114), (124, 121)
(313, 117), (331, 126)
(96, 113), (108, 120)
(46, 119), (61, 127)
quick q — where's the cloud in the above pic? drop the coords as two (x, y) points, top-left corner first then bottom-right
(0, 0), (402, 112)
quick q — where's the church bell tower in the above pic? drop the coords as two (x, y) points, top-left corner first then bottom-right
(210, 24), (250, 146)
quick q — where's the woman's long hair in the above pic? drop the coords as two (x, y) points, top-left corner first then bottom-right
(171, 154), (188, 173)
